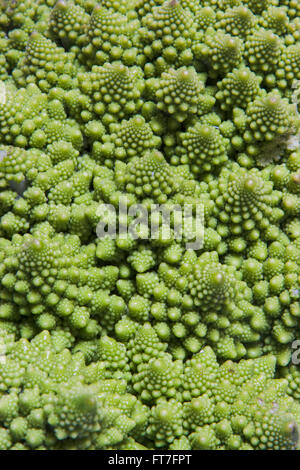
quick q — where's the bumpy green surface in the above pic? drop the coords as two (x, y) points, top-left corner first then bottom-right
(0, 0), (299, 451)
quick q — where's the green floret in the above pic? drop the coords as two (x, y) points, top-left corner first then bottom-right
(80, 5), (137, 68)
(244, 28), (283, 74)
(280, 365), (300, 401)
(125, 150), (180, 202)
(173, 122), (228, 175)
(99, 0), (135, 15)
(216, 67), (262, 111)
(187, 252), (236, 311)
(49, 0), (89, 49)
(78, 62), (144, 122)
(276, 44), (300, 89)
(146, 399), (183, 447)
(244, 92), (298, 142)
(134, 0), (165, 18)
(0, 83), (47, 147)
(242, 0), (274, 15)
(215, 6), (256, 37)
(132, 353), (183, 403)
(258, 7), (289, 36)
(210, 164), (284, 240)
(154, 66), (215, 122)
(101, 115), (161, 162)
(97, 335), (130, 379)
(194, 6), (216, 30)
(140, 0), (197, 68)
(195, 29), (244, 75)
(13, 31), (76, 91)
(126, 322), (167, 367)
